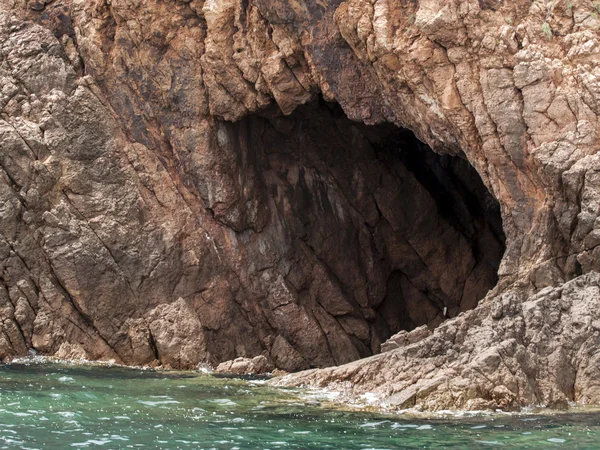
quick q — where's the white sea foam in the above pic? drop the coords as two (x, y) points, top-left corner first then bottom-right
(8, 412), (32, 417)
(109, 435), (129, 441)
(70, 438), (112, 447)
(359, 421), (388, 428)
(390, 423), (418, 429)
(58, 376), (75, 383)
(137, 400), (180, 406)
(361, 392), (380, 404)
(359, 448), (392, 450)
(209, 399), (238, 407)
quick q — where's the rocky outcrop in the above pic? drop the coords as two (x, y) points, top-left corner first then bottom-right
(278, 272), (600, 411)
(215, 355), (274, 375)
(2, 0), (600, 409)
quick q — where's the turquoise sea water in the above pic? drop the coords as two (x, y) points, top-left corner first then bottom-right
(0, 362), (598, 449)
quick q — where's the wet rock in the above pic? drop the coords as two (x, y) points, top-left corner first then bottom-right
(215, 355), (275, 375)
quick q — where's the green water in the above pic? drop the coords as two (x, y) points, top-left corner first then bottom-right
(0, 363), (598, 449)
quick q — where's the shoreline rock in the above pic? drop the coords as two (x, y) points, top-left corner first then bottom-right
(215, 355), (274, 375)
(275, 273), (600, 411)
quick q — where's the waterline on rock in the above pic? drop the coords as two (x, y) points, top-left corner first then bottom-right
(1, 362), (600, 449)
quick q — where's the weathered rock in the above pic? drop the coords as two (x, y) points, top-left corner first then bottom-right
(1, 0), (600, 410)
(270, 335), (309, 373)
(0, 9), (503, 371)
(278, 273), (600, 411)
(215, 355), (274, 375)
(380, 325), (432, 353)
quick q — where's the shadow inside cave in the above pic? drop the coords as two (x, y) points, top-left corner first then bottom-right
(209, 98), (506, 366)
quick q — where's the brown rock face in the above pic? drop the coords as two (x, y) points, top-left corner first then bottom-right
(2, 0), (600, 409)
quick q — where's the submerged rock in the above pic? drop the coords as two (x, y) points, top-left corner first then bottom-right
(1, 0), (600, 410)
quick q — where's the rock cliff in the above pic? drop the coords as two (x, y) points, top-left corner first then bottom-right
(1, 0), (600, 410)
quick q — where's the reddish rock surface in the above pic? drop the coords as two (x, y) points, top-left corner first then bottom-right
(2, 0), (600, 410)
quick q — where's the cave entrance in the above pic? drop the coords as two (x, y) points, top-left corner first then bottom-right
(367, 126), (506, 335)
(225, 98), (505, 362)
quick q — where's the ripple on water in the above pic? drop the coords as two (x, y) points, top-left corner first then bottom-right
(1, 362), (600, 449)
(70, 438), (112, 447)
(6, 412), (32, 417)
(359, 421), (388, 428)
(137, 400), (180, 406)
(209, 399), (238, 407)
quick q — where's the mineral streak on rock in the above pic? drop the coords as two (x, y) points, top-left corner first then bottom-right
(1, 0), (600, 410)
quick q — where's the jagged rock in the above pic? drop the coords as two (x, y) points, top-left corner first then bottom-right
(270, 335), (309, 373)
(215, 355), (274, 375)
(54, 342), (88, 361)
(380, 325), (432, 353)
(278, 273), (600, 411)
(1, 0), (600, 410)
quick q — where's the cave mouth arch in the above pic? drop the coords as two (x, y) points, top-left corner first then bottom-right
(223, 98), (506, 365)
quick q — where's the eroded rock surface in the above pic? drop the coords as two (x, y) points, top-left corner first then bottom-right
(1, 0), (600, 409)
(278, 273), (600, 411)
(215, 355), (274, 375)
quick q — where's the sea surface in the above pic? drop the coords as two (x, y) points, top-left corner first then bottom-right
(0, 362), (598, 449)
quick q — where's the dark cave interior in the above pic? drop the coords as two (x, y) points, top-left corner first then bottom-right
(216, 98), (506, 364)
